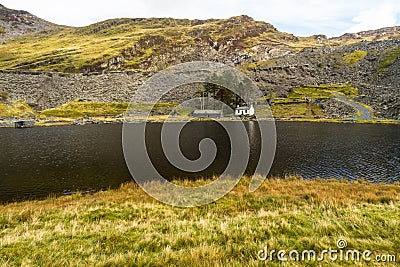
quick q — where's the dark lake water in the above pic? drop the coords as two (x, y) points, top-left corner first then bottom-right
(0, 122), (399, 203)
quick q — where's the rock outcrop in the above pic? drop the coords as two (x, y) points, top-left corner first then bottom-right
(0, 4), (61, 43)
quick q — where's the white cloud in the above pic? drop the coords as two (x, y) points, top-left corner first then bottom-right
(345, 2), (400, 33)
(0, 0), (399, 37)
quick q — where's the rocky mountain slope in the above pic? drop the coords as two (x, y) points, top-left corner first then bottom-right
(0, 4), (61, 43)
(0, 5), (399, 119)
(244, 39), (400, 119)
(331, 26), (400, 42)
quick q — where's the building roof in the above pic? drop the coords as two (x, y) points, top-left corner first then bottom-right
(235, 106), (251, 110)
(192, 110), (223, 115)
(14, 120), (35, 123)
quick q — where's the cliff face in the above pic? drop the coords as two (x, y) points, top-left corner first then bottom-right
(0, 5), (399, 119)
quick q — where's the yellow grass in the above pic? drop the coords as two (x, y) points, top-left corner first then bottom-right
(0, 177), (399, 266)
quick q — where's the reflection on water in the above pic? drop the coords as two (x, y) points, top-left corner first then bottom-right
(270, 123), (400, 182)
(0, 122), (399, 203)
(0, 125), (129, 203)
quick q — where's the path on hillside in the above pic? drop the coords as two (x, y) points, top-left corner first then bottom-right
(333, 93), (373, 120)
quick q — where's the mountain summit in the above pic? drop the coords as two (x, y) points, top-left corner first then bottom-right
(0, 4), (61, 43)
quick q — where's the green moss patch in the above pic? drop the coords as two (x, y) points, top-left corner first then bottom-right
(343, 50), (366, 66)
(377, 45), (400, 75)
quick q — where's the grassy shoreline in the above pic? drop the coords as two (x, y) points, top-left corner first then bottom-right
(1, 116), (399, 128)
(1, 92), (399, 127)
(1, 177), (399, 266)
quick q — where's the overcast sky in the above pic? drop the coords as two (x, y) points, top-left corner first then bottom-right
(1, 0), (399, 37)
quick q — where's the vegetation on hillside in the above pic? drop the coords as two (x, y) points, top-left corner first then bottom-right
(289, 84), (358, 99)
(0, 16), (288, 72)
(0, 82), (376, 123)
(0, 100), (35, 118)
(271, 103), (324, 118)
(240, 59), (277, 70)
(377, 45), (400, 75)
(0, 177), (399, 266)
(0, 15), (357, 73)
(40, 100), (178, 118)
(40, 100), (130, 118)
(0, 5), (398, 76)
(343, 50), (367, 66)
(0, 91), (8, 102)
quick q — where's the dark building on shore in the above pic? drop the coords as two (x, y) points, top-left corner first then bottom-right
(14, 120), (35, 128)
(190, 110), (223, 119)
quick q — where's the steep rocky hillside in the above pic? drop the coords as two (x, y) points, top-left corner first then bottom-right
(0, 14), (302, 72)
(1, 8), (398, 74)
(0, 4), (399, 119)
(331, 26), (400, 42)
(244, 39), (400, 119)
(0, 4), (61, 43)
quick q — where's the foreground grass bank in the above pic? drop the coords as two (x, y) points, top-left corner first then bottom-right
(0, 177), (399, 266)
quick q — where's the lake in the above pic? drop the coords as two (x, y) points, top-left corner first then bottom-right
(0, 122), (399, 203)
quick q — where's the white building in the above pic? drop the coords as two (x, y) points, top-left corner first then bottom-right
(235, 104), (255, 116)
